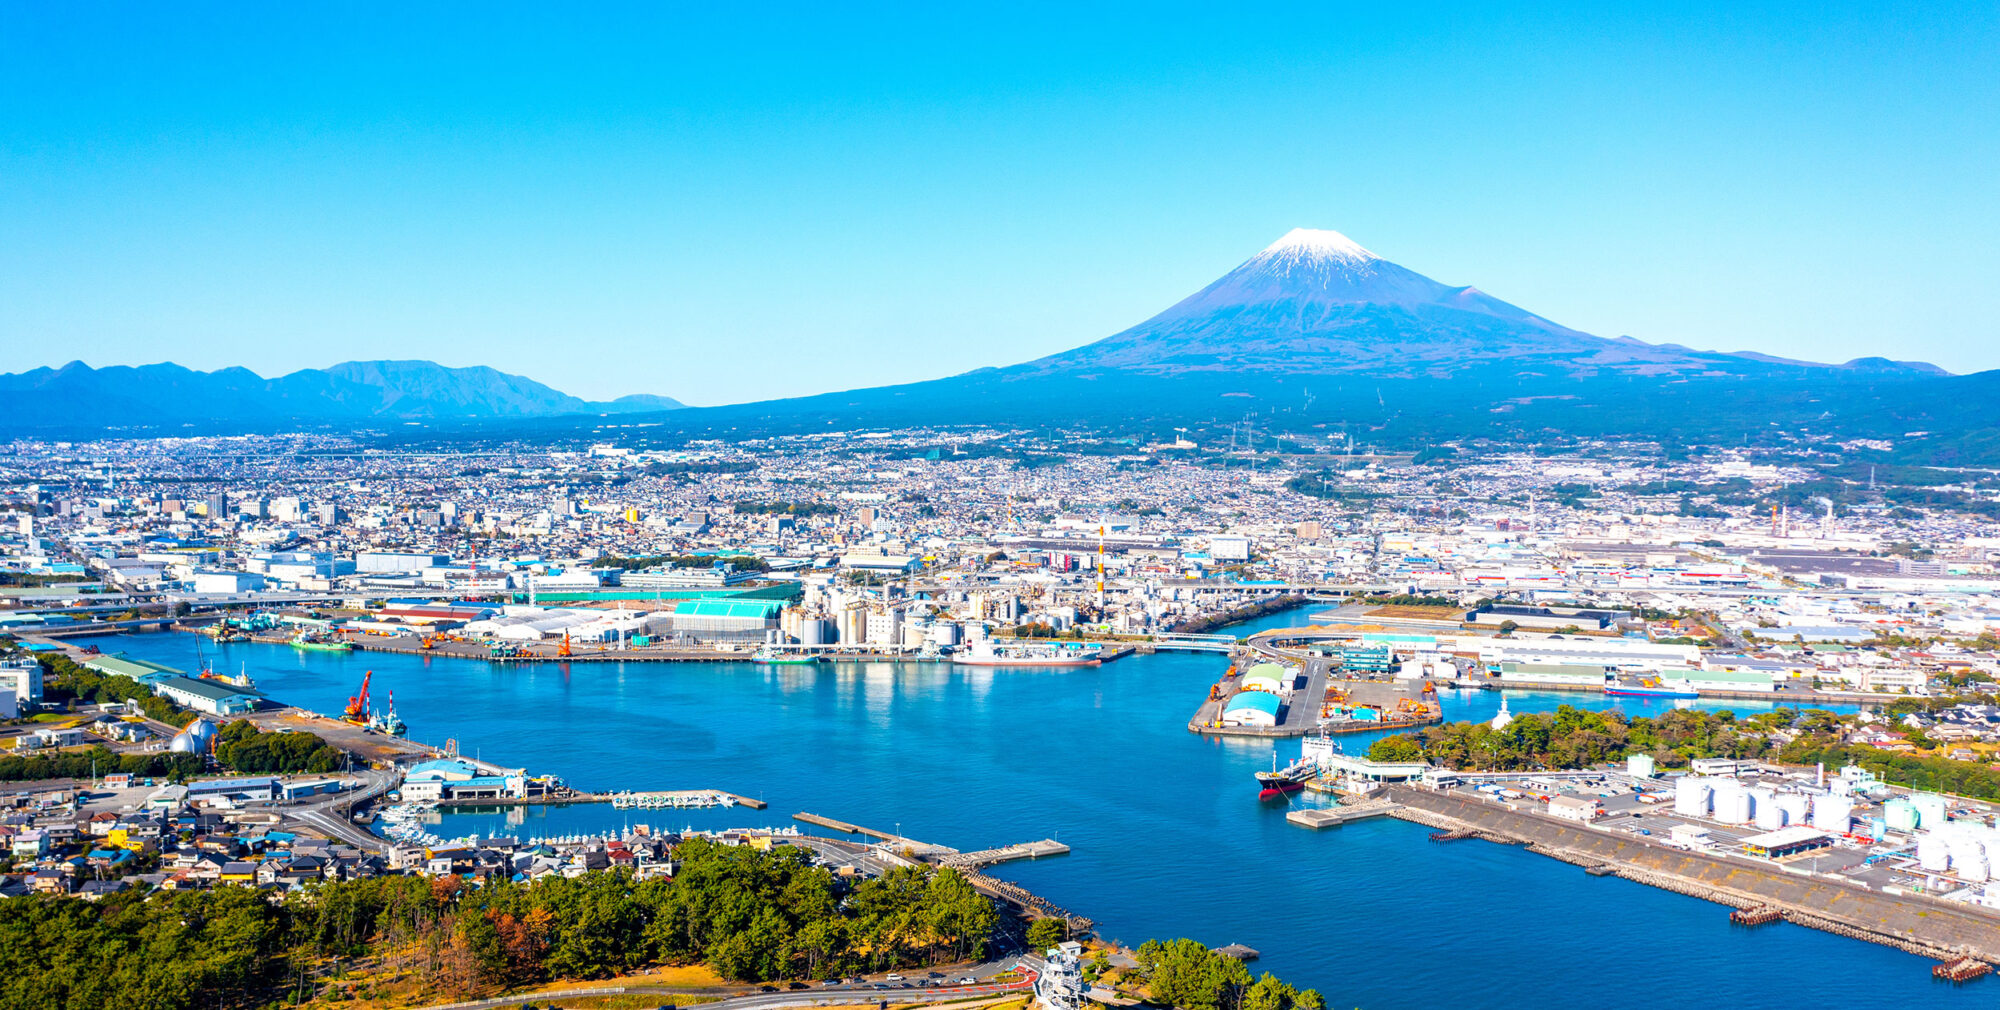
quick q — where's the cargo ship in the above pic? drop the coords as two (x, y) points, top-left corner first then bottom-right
(290, 631), (354, 653)
(1605, 682), (1699, 700)
(751, 647), (820, 665)
(951, 642), (1102, 667)
(1255, 751), (1318, 801)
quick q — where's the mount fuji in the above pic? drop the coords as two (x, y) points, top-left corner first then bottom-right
(1023, 228), (1940, 380)
(649, 226), (1991, 454)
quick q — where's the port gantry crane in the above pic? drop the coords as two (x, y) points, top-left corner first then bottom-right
(343, 670), (372, 724)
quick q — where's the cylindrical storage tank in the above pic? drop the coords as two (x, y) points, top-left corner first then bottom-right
(1981, 835), (2000, 877)
(1751, 788), (1784, 830)
(1884, 798), (1920, 833)
(1673, 777), (1711, 817)
(798, 619), (832, 646)
(1911, 793), (1949, 830)
(1777, 792), (1810, 827)
(1810, 793), (1854, 833)
(1948, 840), (1989, 882)
(928, 622), (961, 647)
(1712, 780), (1752, 824)
(1917, 832), (1951, 873)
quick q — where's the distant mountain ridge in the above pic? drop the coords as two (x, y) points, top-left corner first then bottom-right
(0, 359), (682, 432)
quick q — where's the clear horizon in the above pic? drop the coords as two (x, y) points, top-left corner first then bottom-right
(4, 4), (1995, 405)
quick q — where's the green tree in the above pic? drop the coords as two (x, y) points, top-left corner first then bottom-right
(1026, 917), (1068, 950)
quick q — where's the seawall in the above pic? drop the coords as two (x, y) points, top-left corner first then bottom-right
(1384, 785), (2000, 964)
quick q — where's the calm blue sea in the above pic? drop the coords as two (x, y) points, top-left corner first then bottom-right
(97, 614), (1972, 1009)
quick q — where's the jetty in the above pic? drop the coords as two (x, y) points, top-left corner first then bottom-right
(938, 839), (1070, 868)
(795, 812), (895, 838)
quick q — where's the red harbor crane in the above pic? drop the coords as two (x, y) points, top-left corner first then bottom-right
(344, 670), (372, 723)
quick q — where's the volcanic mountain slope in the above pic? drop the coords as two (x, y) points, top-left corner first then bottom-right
(1020, 228), (1941, 380)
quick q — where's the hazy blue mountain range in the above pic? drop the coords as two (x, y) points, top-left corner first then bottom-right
(9, 229), (1994, 461)
(0, 359), (682, 432)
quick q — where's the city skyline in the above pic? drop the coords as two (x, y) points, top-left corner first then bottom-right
(5, 4), (1997, 404)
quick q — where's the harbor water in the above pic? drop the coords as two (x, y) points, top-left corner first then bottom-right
(97, 614), (1969, 1009)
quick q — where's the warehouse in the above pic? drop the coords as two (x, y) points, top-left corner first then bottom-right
(1496, 662), (1610, 688)
(1220, 691), (1281, 728)
(151, 675), (261, 716)
(1238, 663), (1290, 694)
(669, 598), (785, 634)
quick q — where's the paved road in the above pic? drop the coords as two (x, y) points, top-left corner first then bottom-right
(402, 965), (1038, 1010)
(281, 767), (399, 852)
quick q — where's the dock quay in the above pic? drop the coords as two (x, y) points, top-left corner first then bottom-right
(1285, 801), (1397, 830)
(938, 839), (1071, 868)
(436, 789), (766, 810)
(1377, 785), (2000, 968)
(794, 812), (895, 838)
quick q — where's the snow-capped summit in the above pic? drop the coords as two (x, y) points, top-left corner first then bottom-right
(1258, 227), (1378, 266)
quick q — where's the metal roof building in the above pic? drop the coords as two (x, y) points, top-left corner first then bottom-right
(1220, 691), (1281, 728)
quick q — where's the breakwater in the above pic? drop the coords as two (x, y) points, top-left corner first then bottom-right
(1384, 785), (2000, 964)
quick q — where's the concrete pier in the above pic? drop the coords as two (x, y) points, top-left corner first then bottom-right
(1285, 801), (1397, 829)
(939, 839), (1071, 868)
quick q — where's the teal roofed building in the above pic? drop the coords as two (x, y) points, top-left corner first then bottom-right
(671, 598), (785, 633)
(1221, 690), (1281, 728)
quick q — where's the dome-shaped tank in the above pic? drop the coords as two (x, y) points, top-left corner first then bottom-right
(169, 716), (219, 754)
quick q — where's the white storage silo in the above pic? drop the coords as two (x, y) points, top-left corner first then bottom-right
(1712, 780), (1752, 824)
(1674, 776), (1712, 817)
(928, 622), (961, 647)
(1917, 832), (1951, 873)
(1751, 788), (1785, 830)
(1948, 840), (1989, 882)
(1777, 792), (1810, 828)
(1810, 793), (1854, 833)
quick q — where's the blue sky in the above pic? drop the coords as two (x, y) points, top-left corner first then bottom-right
(3, 3), (1995, 405)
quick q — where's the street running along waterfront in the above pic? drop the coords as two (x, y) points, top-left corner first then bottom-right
(89, 607), (1980, 1010)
